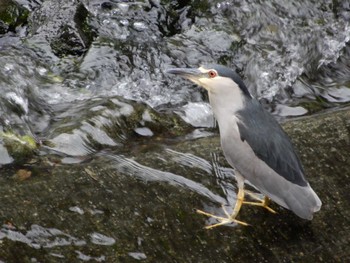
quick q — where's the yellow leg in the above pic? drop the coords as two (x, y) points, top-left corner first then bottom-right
(196, 187), (249, 229)
(243, 191), (277, 214)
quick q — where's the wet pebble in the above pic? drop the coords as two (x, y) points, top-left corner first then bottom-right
(69, 206), (85, 215)
(134, 127), (154, 137)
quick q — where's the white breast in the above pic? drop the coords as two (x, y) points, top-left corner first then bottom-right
(208, 79), (245, 135)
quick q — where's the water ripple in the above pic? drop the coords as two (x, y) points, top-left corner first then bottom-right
(0, 224), (86, 249)
(90, 232), (116, 246)
(106, 154), (226, 204)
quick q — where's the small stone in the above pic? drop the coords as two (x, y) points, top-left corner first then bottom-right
(14, 169), (32, 181)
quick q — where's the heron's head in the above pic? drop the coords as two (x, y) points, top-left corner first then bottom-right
(166, 64), (252, 99)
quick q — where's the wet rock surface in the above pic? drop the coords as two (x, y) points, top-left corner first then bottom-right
(0, 107), (349, 262)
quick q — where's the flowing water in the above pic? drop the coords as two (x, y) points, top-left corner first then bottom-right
(1, 0), (349, 131)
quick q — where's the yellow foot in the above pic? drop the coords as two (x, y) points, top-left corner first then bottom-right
(243, 191), (277, 214)
(196, 205), (249, 229)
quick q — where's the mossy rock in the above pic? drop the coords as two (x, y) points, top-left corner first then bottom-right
(0, 0), (29, 34)
(0, 132), (38, 164)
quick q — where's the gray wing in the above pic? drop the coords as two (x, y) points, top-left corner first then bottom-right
(236, 99), (308, 186)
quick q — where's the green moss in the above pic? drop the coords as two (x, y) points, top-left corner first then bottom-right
(0, 0), (29, 28)
(144, 108), (192, 136)
(21, 135), (37, 150)
(101, 97), (192, 141)
(0, 132), (38, 163)
(298, 97), (333, 114)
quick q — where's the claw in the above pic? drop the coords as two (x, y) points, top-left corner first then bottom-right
(196, 188), (248, 229)
(196, 188), (277, 229)
(243, 194), (277, 214)
(196, 209), (249, 228)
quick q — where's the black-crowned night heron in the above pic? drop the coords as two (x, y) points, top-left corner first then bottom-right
(167, 64), (322, 228)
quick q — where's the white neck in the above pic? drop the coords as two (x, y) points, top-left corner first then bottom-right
(208, 82), (245, 125)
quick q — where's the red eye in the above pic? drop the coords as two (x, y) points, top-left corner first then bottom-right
(208, 70), (217, 78)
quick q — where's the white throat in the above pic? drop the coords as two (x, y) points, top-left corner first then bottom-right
(207, 81), (245, 122)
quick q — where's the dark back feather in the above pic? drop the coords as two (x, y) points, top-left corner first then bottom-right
(236, 99), (308, 186)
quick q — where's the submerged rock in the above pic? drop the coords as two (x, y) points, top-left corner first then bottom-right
(46, 96), (192, 156)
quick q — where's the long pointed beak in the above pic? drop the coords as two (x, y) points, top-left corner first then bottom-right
(166, 67), (202, 78)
